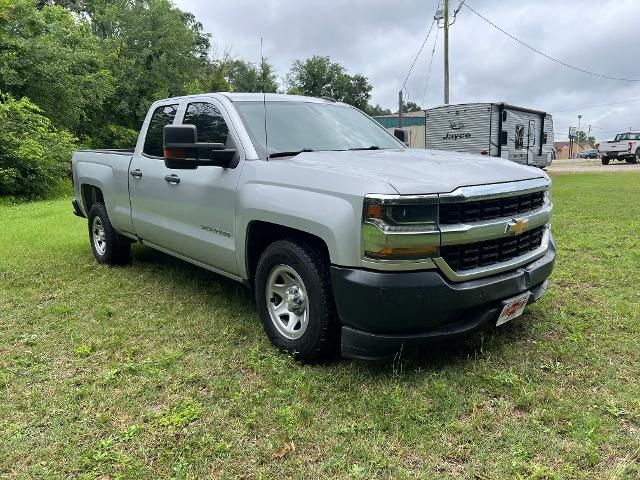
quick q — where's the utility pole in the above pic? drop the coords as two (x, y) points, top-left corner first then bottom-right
(443, 0), (450, 104)
(577, 114), (582, 157)
(398, 90), (404, 128)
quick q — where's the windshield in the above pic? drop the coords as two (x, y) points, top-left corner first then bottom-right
(234, 101), (404, 158)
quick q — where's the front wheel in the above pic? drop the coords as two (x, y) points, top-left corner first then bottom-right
(254, 239), (338, 361)
(601, 157), (610, 165)
(87, 203), (131, 265)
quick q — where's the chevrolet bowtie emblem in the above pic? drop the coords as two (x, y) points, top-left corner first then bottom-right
(505, 218), (529, 235)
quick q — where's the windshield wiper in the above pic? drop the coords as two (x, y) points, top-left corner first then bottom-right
(268, 148), (315, 159)
(348, 146), (381, 151)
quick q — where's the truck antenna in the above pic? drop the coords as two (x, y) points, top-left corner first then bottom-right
(261, 37), (269, 160)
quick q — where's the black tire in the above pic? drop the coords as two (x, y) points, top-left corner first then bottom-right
(601, 157), (610, 165)
(87, 203), (131, 265)
(634, 149), (640, 164)
(254, 239), (338, 362)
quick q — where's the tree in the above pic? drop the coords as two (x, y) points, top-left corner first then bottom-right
(0, 0), (114, 133)
(224, 58), (278, 93)
(0, 92), (76, 198)
(366, 104), (392, 116)
(64, 0), (212, 130)
(402, 101), (423, 113)
(286, 55), (372, 111)
(575, 130), (596, 145)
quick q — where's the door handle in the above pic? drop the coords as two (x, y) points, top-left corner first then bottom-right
(164, 174), (180, 184)
(130, 169), (143, 178)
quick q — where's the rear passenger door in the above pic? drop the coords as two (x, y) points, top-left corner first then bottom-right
(129, 97), (244, 277)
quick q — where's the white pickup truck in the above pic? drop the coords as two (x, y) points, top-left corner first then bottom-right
(598, 132), (640, 165)
(71, 93), (556, 361)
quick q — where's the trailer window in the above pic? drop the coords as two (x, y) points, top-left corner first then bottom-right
(515, 124), (524, 150)
(143, 104), (178, 157)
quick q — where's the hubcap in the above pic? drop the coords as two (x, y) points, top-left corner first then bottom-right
(92, 216), (107, 256)
(265, 265), (309, 340)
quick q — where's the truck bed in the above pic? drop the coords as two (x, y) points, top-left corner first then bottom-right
(72, 149), (135, 234)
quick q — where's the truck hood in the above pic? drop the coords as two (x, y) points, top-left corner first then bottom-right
(291, 149), (546, 195)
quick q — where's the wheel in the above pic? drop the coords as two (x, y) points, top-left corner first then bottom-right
(254, 239), (338, 361)
(634, 149), (640, 164)
(87, 203), (131, 265)
(601, 157), (610, 165)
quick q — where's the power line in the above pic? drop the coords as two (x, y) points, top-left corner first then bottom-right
(462, 3), (640, 83)
(550, 98), (640, 113)
(421, 27), (440, 106)
(402, 0), (441, 92)
(402, 18), (437, 92)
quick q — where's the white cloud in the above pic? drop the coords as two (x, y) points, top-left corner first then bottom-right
(175, 0), (640, 141)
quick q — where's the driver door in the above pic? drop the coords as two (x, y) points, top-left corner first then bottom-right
(130, 98), (244, 276)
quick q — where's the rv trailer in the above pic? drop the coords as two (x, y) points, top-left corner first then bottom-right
(424, 103), (555, 168)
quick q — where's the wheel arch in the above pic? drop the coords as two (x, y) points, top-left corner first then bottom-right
(81, 184), (105, 213)
(244, 221), (331, 287)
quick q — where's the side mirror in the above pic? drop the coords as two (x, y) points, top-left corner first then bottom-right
(394, 128), (409, 146)
(163, 124), (236, 169)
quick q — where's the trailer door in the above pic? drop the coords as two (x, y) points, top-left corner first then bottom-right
(526, 119), (536, 165)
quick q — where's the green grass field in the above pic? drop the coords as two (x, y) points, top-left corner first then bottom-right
(1, 173), (639, 479)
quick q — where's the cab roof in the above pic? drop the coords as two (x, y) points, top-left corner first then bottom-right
(221, 93), (339, 104)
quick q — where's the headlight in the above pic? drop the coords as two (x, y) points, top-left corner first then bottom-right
(362, 195), (440, 261)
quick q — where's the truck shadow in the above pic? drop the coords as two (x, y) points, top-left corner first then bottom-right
(128, 244), (537, 372)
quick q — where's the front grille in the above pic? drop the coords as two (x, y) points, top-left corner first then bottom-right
(439, 191), (545, 225)
(441, 226), (545, 272)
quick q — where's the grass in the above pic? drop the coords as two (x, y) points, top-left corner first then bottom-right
(1, 173), (639, 479)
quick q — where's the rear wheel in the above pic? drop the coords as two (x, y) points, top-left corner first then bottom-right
(254, 239), (338, 361)
(601, 157), (610, 165)
(88, 203), (131, 265)
(634, 149), (640, 164)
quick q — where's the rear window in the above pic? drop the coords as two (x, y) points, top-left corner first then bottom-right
(143, 104), (178, 156)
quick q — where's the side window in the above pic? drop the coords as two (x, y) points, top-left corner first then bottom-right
(183, 102), (230, 145)
(514, 124), (524, 150)
(143, 104), (178, 156)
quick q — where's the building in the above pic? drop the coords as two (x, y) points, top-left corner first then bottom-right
(553, 141), (596, 159)
(373, 111), (426, 148)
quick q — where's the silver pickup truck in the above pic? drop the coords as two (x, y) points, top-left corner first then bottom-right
(71, 93), (556, 361)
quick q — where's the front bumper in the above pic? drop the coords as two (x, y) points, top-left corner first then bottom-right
(331, 236), (556, 360)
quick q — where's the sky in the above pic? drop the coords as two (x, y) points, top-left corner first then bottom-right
(174, 0), (640, 142)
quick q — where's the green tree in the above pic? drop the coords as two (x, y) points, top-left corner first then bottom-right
(79, 0), (211, 130)
(575, 130), (596, 145)
(366, 104), (392, 116)
(225, 58), (278, 93)
(0, 93), (76, 198)
(0, 0), (114, 133)
(286, 55), (372, 111)
(402, 101), (423, 113)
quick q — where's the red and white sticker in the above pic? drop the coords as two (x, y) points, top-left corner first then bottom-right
(496, 292), (531, 326)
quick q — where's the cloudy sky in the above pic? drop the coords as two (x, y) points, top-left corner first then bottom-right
(175, 0), (640, 141)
